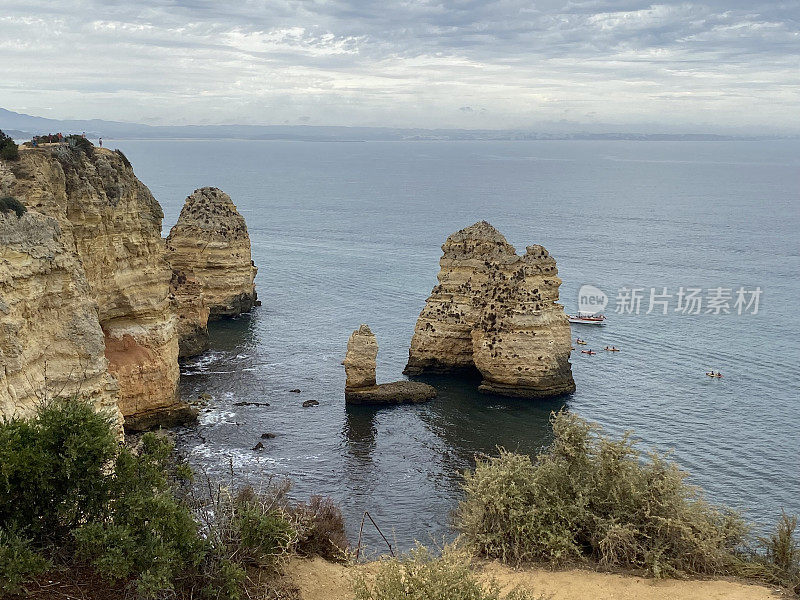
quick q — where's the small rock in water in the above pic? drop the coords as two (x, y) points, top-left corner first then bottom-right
(289, 388), (301, 393)
(302, 399), (319, 408)
(252, 441), (264, 451)
(233, 401), (270, 407)
(260, 432), (276, 439)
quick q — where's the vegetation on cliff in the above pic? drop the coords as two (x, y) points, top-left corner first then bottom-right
(0, 400), (347, 598)
(456, 410), (799, 592)
(0, 196), (26, 217)
(0, 130), (19, 161)
(354, 545), (541, 600)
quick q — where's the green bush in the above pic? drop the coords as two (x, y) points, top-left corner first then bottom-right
(352, 544), (539, 600)
(0, 196), (26, 217)
(204, 484), (298, 570)
(0, 530), (50, 594)
(73, 433), (207, 597)
(0, 130), (19, 161)
(65, 134), (95, 158)
(456, 410), (749, 577)
(0, 399), (118, 540)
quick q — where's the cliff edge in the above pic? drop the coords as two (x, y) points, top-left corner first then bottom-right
(0, 145), (193, 430)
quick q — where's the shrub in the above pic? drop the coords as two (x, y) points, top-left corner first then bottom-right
(293, 495), (349, 561)
(73, 433), (207, 597)
(204, 484), (297, 569)
(456, 410), (749, 578)
(0, 130), (19, 161)
(0, 196), (26, 217)
(65, 134), (95, 158)
(0, 399), (118, 540)
(743, 512), (800, 593)
(0, 530), (50, 594)
(0, 400), (349, 597)
(352, 544), (539, 600)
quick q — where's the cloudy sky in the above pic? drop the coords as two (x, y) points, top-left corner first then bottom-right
(1, 1), (798, 132)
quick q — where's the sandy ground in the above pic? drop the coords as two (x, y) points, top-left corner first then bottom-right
(285, 557), (782, 600)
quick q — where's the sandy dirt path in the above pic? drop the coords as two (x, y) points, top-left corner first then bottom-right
(285, 557), (782, 600)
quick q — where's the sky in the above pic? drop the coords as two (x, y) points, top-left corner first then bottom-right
(0, 1), (798, 132)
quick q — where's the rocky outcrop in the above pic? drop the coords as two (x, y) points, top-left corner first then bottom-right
(404, 221), (575, 398)
(0, 146), (195, 430)
(0, 210), (121, 425)
(343, 324), (378, 389)
(165, 187), (257, 323)
(344, 324), (436, 405)
(169, 270), (210, 358)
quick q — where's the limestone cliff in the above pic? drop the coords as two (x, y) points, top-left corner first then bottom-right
(0, 209), (120, 424)
(0, 145), (194, 430)
(404, 221), (575, 398)
(169, 270), (210, 358)
(165, 187), (257, 323)
(344, 324), (436, 405)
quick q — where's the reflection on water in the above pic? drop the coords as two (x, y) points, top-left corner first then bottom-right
(343, 405), (378, 461)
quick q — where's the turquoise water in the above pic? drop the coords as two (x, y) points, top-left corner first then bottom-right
(113, 139), (800, 553)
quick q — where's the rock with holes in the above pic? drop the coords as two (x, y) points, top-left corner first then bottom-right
(165, 187), (257, 322)
(404, 221), (575, 398)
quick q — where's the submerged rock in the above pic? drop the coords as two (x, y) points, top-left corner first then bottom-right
(404, 221), (575, 399)
(344, 324), (436, 405)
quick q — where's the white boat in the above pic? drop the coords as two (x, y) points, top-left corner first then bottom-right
(567, 313), (607, 325)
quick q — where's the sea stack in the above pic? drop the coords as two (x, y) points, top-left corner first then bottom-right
(0, 145), (194, 430)
(166, 187), (257, 322)
(344, 324), (436, 405)
(404, 221), (575, 398)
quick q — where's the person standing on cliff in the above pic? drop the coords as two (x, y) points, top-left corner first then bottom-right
(99, 137), (103, 147)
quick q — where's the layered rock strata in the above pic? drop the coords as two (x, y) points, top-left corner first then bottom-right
(344, 324), (436, 405)
(0, 210), (121, 425)
(165, 187), (257, 323)
(404, 221), (575, 398)
(169, 270), (210, 358)
(0, 146), (195, 430)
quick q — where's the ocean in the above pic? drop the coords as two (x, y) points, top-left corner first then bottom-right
(112, 138), (800, 554)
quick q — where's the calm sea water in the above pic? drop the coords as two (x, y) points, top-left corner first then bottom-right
(113, 139), (799, 553)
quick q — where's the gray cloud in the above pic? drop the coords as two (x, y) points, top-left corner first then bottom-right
(0, 0), (797, 131)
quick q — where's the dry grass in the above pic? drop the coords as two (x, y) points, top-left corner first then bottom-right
(456, 410), (753, 579)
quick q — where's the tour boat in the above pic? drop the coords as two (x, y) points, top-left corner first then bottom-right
(568, 313), (607, 325)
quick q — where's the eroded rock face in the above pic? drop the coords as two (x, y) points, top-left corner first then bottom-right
(404, 221), (575, 398)
(344, 324), (436, 405)
(0, 210), (121, 425)
(0, 146), (194, 430)
(343, 324), (378, 389)
(169, 270), (210, 358)
(165, 187), (257, 321)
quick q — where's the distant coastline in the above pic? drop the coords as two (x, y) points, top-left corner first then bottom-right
(2, 107), (795, 143)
